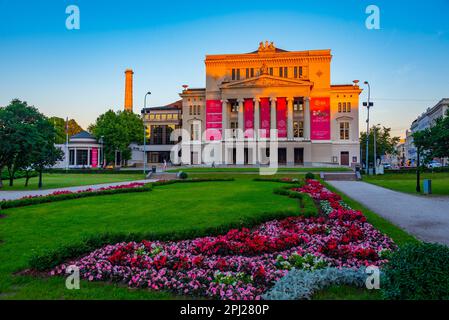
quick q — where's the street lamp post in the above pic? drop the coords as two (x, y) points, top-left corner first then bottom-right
(363, 81), (374, 174)
(373, 123), (380, 174)
(143, 91), (151, 176)
(99, 136), (104, 168)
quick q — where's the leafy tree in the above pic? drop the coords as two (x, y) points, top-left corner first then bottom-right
(413, 110), (449, 192)
(0, 99), (63, 188)
(89, 110), (143, 166)
(49, 117), (83, 144)
(360, 125), (400, 167)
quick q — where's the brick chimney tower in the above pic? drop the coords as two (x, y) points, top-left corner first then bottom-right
(124, 69), (134, 112)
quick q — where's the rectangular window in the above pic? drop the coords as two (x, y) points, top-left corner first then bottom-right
(231, 102), (239, 113)
(347, 102), (351, 112)
(232, 69), (236, 80)
(250, 68), (254, 77)
(69, 149), (75, 165)
(246, 68), (249, 78)
(197, 106), (201, 115)
(236, 69), (240, 80)
(189, 106), (192, 115)
(299, 66), (303, 77)
(343, 102), (347, 113)
(269, 67), (273, 76)
(279, 67), (283, 77)
(293, 121), (304, 138)
(340, 122), (350, 140)
(284, 67), (288, 78)
(294, 66), (298, 78)
(338, 102), (342, 113)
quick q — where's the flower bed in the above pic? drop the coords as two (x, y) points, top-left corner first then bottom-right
(49, 179), (395, 300)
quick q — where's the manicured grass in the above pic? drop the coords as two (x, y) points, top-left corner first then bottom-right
(167, 167), (351, 173)
(0, 173), (145, 191)
(323, 181), (419, 246)
(0, 178), (299, 299)
(0, 174), (416, 300)
(362, 172), (449, 196)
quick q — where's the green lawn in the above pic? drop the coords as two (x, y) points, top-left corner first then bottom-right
(0, 173), (145, 191)
(362, 172), (449, 196)
(0, 174), (416, 300)
(167, 167), (352, 173)
(0, 178), (299, 299)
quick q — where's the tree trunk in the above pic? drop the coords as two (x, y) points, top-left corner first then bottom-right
(38, 170), (43, 189)
(7, 165), (15, 187)
(25, 171), (30, 187)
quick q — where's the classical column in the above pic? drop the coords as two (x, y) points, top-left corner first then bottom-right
(253, 98), (260, 140)
(270, 97), (276, 134)
(287, 97), (294, 140)
(221, 99), (228, 140)
(237, 98), (244, 140)
(304, 97), (311, 140)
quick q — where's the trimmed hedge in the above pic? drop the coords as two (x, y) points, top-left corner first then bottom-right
(0, 185), (153, 210)
(381, 242), (449, 300)
(273, 185), (318, 217)
(253, 177), (304, 185)
(1, 169), (38, 180)
(42, 168), (144, 175)
(385, 167), (449, 174)
(29, 209), (301, 271)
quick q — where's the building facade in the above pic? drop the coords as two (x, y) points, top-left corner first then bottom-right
(139, 100), (182, 164)
(179, 42), (361, 166)
(408, 98), (449, 164)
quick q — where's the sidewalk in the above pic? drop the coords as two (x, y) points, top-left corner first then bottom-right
(0, 179), (156, 201)
(327, 181), (449, 246)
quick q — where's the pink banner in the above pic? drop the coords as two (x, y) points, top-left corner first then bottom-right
(276, 97), (287, 138)
(91, 148), (98, 168)
(206, 100), (222, 141)
(259, 98), (270, 138)
(244, 98), (254, 138)
(310, 97), (331, 140)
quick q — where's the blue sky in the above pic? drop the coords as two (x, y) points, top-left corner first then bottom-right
(1, 0), (448, 137)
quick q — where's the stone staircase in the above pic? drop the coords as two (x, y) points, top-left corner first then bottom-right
(321, 171), (358, 181)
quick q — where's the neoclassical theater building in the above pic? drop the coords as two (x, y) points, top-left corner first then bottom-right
(179, 41), (361, 166)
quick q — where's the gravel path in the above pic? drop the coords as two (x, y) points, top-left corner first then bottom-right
(327, 181), (449, 246)
(0, 179), (156, 201)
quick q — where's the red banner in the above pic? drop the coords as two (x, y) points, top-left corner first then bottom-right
(91, 148), (98, 168)
(206, 100), (222, 141)
(259, 98), (270, 138)
(310, 97), (331, 140)
(244, 98), (254, 138)
(276, 97), (287, 138)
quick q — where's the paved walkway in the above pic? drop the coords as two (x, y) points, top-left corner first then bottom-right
(0, 179), (156, 201)
(327, 181), (449, 246)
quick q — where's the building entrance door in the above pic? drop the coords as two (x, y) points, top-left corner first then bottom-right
(278, 148), (287, 165)
(232, 148), (236, 164)
(340, 151), (349, 166)
(294, 148), (304, 165)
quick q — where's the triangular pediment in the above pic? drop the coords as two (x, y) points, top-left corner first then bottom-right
(220, 75), (313, 89)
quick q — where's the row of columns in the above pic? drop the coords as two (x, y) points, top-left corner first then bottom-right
(221, 97), (310, 140)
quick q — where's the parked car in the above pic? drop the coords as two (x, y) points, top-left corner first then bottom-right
(427, 161), (442, 168)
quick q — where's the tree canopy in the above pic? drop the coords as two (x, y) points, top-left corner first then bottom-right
(89, 110), (143, 166)
(360, 125), (400, 166)
(0, 99), (63, 188)
(413, 110), (449, 164)
(49, 117), (83, 144)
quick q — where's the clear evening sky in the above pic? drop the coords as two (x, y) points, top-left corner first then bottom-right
(1, 0), (448, 138)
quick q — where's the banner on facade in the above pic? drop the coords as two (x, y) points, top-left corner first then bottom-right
(244, 98), (254, 138)
(91, 148), (98, 168)
(259, 98), (270, 138)
(310, 97), (331, 140)
(276, 97), (287, 138)
(205, 100), (222, 141)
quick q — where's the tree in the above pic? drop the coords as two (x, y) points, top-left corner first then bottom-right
(49, 117), (83, 144)
(0, 99), (63, 188)
(413, 110), (449, 192)
(360, 125), (400, 167)
(89, 110), (143, 166)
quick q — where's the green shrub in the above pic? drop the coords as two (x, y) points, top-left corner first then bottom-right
(179, 171), (188, 179)
(305, 172), (315, 179)
(381, 242), (449, 300)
